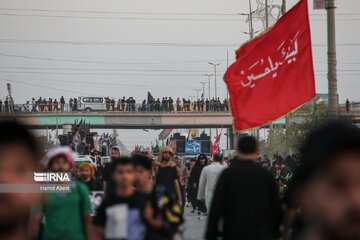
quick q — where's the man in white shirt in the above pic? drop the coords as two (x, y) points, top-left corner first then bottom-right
(197, 153), (227, 210)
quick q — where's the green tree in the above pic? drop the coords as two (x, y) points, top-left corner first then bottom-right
(264, 126), (286, 157)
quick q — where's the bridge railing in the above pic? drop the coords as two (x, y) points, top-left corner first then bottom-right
(0, 102), (230, 114)
(2, 102), (358, 114)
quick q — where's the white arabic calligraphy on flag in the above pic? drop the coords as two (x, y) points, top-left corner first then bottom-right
(240, 31), (300, 89)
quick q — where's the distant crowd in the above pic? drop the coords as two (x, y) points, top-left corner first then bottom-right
(1, 96), (230, 113)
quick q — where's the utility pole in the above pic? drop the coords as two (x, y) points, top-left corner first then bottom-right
(265, 0), (269, 29)
(249, 0), (254, 39)
(282, 0), (286, 15)
(208, 62), (220, 99)
(200, 82), (206, 100)
(327, 0), (338, 119)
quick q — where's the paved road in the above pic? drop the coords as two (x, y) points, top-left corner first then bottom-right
(183, 206), (207, 240)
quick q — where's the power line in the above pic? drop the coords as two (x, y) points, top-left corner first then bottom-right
(0, 38), (359, 47)
(0, 7), (359, 16)
(0, 7), (240, 16)
(0, 70), (226, 76)
(1, 52), (360, 66)
(0, 66), (216, 73)
(0, 76), (202, 93)
(0, 77), (99, 96)
(0, 52), (227, 65)
(19, 79), (197, 90)
(0, 39), (240, 47)
(0, 13), (244, 21)
(0, 12), (358, 21)
(1, 66), (360, 72)
(1, 70), (360, 77)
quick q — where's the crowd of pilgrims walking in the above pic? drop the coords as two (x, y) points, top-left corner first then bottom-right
(3, 96), (229, 113)
(1, 120), (360, 240)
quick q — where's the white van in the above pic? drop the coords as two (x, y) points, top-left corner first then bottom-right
(78, 97), (107, 112)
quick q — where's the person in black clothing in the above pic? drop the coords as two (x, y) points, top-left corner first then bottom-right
(155, 98), (161, 111)
(95, 162), (104, 189)
(53, 99), (59, 111)
(223, 98), (229, 111)
(73, 98), (78, 111)
(102, 146), (121, 196)
(161, 98), (165, 111)
(189, 154), (208, 214)
(284, 123), (360, 240)
(285, 155), (297, 172)
(141, 100), (146, 111)
(186, 158), (197, 209)
(154, 146), (182, 207)
(280, 161), (293, 184)
(205, 99), (209, 111)
(169, 97), (174, 112)
(346, 98), (350, 112)
(94, 157), (162, 240)
(206, 136), (282, 240)
(130, 97), (136, 111)
(60, 96), (65, 112)
(133, 154), (153, 194)
(111, 99), (115, 111)
(120, 96), (126, 111)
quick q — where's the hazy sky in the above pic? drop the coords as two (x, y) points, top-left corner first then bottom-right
(0, 0), (359, 150)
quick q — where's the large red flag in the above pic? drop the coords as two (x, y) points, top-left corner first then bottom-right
(225, 0), (316, 131)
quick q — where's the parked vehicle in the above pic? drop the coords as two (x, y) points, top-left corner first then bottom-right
(78, 97), (106, 112)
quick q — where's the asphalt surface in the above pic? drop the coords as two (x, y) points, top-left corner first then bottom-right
(183, 206), (207, 240)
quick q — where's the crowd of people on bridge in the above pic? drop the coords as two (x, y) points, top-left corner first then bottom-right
(0, 97), (14, 113)
(1, 120), (360, 240)
(1, 96), (229, 113)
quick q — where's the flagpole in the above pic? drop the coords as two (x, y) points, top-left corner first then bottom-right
(226, 50), (229, 150)
(267, 0), (273, 133)
(281, 0), (290, 156)
(248, 0), (259, 140)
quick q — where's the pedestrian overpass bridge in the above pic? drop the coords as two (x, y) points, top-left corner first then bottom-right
(0, 111), (358, 130)
(0, 112), (235, 130)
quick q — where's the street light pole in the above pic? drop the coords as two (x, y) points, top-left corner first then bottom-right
(194, 89), (201, 100)
(204, 73), (213, 141)
(327, 0), (338, 119)
(200, 82), (206, 100)
(204, 74), (213, 100)
(208, 62), (220, 99)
